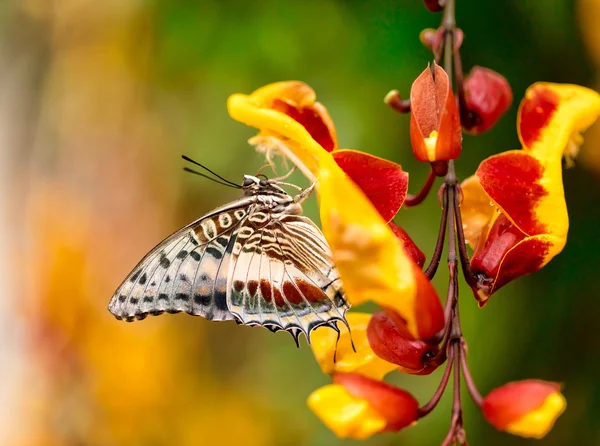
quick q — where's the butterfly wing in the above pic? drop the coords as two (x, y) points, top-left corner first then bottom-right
(227, 213), (349, 344)
(108, 200), (253, 322)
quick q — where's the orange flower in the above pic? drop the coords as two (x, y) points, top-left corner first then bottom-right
(410, 63), (462, 174)
(307, 373), (419, 439)
(228, 81), (444, 339)
(483, 380), (566, 439)
(461, 83), (600, 304)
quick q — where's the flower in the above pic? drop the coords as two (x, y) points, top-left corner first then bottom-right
(410, 63), (462, 174)
(310, 312), (398, 380)
(462, 66), (513, 134)
(461, 82), (600, 304)
(228, 81), (444, 339)
(307, 373), (419, 439)
(482, 380), (566, 439)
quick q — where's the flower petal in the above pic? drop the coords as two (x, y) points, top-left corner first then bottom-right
(307, 384), (387, 439)
(241, 81), (338, 152)
(459, 174), (495, 248)
(476, 151), (559, 238)
(388, 222), (426, 267)
(518, 83), (600, 163)
(333, 373), (420, 432)
(366, 311), (439, 373)
(332, 149), (408, 222)
(310, 312), (397, 380)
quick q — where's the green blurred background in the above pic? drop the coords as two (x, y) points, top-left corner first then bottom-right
(1, 0), (599, 444)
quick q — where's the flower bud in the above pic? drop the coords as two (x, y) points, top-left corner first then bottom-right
(420, 27), (464, 54)
(422, 0), (443, 12)
(483, 380), (566, 439)
(367, 311), (439, 374)
(410, 63), (462, 172)
(462, 66), (513, 134)
(388, 222), (426, 267)
(307, 372), (419, 439)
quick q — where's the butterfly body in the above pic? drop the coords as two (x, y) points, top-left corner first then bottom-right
(109, 175), (349, 343)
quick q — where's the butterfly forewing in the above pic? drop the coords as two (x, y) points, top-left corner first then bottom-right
(108, 201), (251, 322)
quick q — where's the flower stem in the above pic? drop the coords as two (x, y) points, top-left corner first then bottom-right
(424, 185), (448, 278)
(460, 347), (484, 408)
(418, 345), (455, 418)
(405, 167), (437, 207)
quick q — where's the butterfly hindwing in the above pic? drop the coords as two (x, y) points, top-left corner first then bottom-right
(108, 202), (250, 322)
(227, 213), (349, 343)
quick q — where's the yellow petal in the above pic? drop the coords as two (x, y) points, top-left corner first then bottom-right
(505, 392), (566, 439)
(310, 313), (397, 380)
(307, 384), (386, 439)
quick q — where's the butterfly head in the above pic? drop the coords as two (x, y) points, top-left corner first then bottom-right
(242, 175), (287, 195)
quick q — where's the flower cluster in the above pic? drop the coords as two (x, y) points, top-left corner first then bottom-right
(226, 0), (600, 443)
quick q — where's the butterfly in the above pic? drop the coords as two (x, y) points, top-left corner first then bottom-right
(108, 157), (350, 345)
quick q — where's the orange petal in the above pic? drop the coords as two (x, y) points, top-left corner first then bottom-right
(332, 149), (408, 222)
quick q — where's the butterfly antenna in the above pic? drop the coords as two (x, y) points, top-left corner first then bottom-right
(183, 167), (241, 189)
(273, 166), (297, 181)
(182, 155), (241, 188)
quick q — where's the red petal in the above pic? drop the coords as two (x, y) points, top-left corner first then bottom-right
(367, 311), (439, 372)
(271, 98), (337, 152)
(332, 149), (408, 222)
(333, 372), (419, 432)
(388, 222), (426, 267)
(477, 152), (548, 236)
(483, 380), (561, 429)
(518, 86), (559, 150)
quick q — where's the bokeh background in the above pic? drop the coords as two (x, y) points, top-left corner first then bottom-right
(1, 0), (600, 444)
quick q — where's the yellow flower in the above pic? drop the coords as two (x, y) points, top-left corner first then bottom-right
(461, 83), (600, 303)
(307, 373), (419, 440)
(483, 380), (566, 439)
